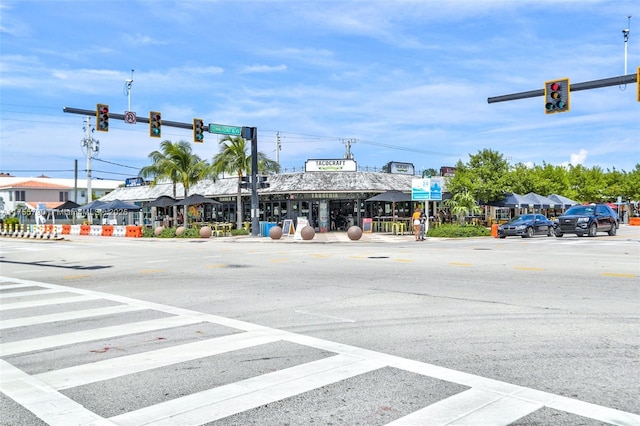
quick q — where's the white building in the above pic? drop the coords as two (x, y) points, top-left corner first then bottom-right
(0, 174), (122, 217)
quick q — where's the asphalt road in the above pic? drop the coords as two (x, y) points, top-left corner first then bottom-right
(1, 226), (639, 425)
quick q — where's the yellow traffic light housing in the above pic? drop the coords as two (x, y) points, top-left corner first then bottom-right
(544, 78), (570, 114)
(96, 103), (109, 131)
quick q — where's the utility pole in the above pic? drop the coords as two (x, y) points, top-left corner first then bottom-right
(623, 16), (631, 75)
(81, 117), (99, 203)
(341, 138), (357, 160)
(275, 131), (282, 165)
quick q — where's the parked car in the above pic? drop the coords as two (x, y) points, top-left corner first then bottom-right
(554, 204), (618, 237)
(498, 214), (555, 238)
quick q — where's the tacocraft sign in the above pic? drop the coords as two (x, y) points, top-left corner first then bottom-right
(305, 159), (357, 172)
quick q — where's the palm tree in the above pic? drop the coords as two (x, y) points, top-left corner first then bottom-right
(444, 189), (482, 225)
(140, 140), (215, 226)
(212, 136), (280, 229)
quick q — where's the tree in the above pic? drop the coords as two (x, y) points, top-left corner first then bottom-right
(212, 136), (280, 229)
(446, 149), (510, 204)
(139, 140), (215, 225)
(443, 189), (482, 225)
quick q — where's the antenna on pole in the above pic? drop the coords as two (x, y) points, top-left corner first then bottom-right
(623, 16), (631, 75)
(124, 69), (134, 112)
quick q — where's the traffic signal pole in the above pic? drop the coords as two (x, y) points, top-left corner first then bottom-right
(63, 107), (194, 130)
(487, 72), (637, 104)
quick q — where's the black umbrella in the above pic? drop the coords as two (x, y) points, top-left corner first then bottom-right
(146, 195), (177, 208)
(172, 194), (222, 206)
(74, 200), (106, 211)
(99, 199), (141, 211)
(365, 190), (411, 203)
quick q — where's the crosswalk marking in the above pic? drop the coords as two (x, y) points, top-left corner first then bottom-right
(0, 304), (147, 329)
(0, 360), (117, 426)
(0, 294), (102, 311)
(1, 275), (639, 426)
(36, 331), (282, 390)
(388, 388), (541, 425)
(0, 315), (203, 357)
(110, 354), (383, 426)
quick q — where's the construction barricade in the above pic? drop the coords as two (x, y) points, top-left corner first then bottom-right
(101, 225), (114, 236)
(113, 226), (127, 237)
(126, 225), (142, 238)
(62, 225), (71, 234)
(90, 225), (102, 236)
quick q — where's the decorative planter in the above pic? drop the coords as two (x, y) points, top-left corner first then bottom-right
(269, 225), (283, 240)
(347, 225), (363, 240)
(154, 226), (164, 236)
(199, 226), (212, 238)
(176, 226), (185, 236)
(301, 225), (315, 240)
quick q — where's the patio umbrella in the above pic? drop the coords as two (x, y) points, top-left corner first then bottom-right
(99, 199), (141, 211)
(172, 194), (222, 206)
(74, 199), (106, 211)
(491, 193), (528, 208)
(365, 190), (411, 203)
(146, 195), (177, 208)
(548, 194), (578, 209)
(521, 192), (556, 209)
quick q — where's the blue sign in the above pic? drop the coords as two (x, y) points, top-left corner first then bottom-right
(412, 178), (443, 201)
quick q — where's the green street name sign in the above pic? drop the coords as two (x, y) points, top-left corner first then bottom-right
(208, 123), (241, 136)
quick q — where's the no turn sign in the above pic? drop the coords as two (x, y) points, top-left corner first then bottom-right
(124, 111), (137, 124)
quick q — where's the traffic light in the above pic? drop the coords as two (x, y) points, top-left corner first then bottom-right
(240, 176), (251, 189)
(544, 78), (570, 114)
(257, 176), (270, 188)
(96, 104), (109, 131)
(149, 111), (161, 138)
(193, 118), (204, 143)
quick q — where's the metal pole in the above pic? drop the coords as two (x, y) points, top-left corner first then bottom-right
(84, 117), (93, 203)
(488, 73), (638, 104)
(250, 128), (260, 236)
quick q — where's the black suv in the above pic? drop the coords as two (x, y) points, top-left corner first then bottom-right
(554, 204), (618, 237)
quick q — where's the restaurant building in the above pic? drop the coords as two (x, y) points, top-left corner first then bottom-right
(100, 159), (449, 231)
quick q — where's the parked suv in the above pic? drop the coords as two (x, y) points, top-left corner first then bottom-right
(554, 204), (618, 237)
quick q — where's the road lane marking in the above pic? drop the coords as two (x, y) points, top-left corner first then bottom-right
(513, 266), (545, 271)
(449, 262), (472, 267)
(0, 304), (147, 329)
(601, 273), (636, 278)
(295, 309), (356, 323)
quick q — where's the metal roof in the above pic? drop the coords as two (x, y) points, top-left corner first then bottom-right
(100, 172), (422, 203)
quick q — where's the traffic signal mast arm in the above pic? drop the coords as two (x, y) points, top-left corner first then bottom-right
(487, 72), (638, 104)
(63, 107), (195, 130)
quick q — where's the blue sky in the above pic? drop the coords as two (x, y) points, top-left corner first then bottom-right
(1, 0), (638, 181)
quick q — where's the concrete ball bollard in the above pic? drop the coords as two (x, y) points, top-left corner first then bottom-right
(199, 226), (212, 238)
(269, 225), (283, 240)
(154, 226), (164, 236)
(301, 225), (315, 240)
(347, 225), (363, 240)
(176, 226), (186, 236)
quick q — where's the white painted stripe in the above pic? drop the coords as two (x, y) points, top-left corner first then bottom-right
(0, 315), (203, 356)
(0, 304), (147, 329)
(0, 360), (116, 426)
(389, 388), (541, 425)
(109, 354), (381, 426)
(37, 331), (281, 390)
(0, 283), (36, 290)
(0, 294), (101, 311)
(0, 288), (64, 299)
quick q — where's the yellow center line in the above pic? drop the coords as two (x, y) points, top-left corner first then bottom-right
(513, 266), (545, 271)
(449, 262), (472, 267)
(601, 273), (637, 278)
(63, 275), (91, 280)
(395, 259), (413, 263)
(139, 269), (165, 274)
(204, 264), (227, 268)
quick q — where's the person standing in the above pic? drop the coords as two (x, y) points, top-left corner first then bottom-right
(412, 207), (422, 241)
(419, 210), (427, 240)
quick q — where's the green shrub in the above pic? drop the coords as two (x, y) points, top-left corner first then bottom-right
(3, 217), (19, 226)
(427, 224), (490, 238)
(176, 227), (199, 238)
(142, 227), (154, 238)
(158, 227), (177, 238)
(231, 228), (249, 236)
